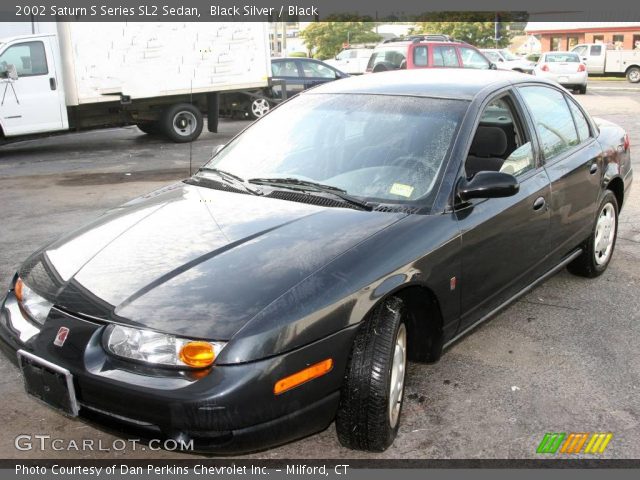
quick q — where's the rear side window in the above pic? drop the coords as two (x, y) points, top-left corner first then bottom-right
(0, 41), (48, 76)
(459, 47), (491, 69)
(433, 46), (458, 67)
(566, 97), (591, 142)
(519, 86), (580, 160)
(413, 46), (428, 67)
(272, 60), (299, 77)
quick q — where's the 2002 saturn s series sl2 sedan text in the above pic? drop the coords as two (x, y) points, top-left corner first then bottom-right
(0, 69), (633, 453)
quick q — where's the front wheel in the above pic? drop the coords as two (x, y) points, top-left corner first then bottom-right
(568, 190), (618, 277)
(627, 66), (640, 83)
(160, 103), (204, 143)
(249, 98), (271, 119)
(336, 297), (407, 451)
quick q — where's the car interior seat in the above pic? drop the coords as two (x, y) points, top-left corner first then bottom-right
(465, 126), (508, 178)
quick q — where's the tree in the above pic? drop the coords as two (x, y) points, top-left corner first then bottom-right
(413, 19), (513, 48)
(300, 22), (381, 59)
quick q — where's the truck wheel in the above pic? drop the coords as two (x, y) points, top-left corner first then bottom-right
(336, 297), (407, 452)
(568, 190), (618, 278)
(137, 122), (160, 135)
(626, 66), (640, 83)
(161, 103), (203, 143)
(249, 98), (271, 119)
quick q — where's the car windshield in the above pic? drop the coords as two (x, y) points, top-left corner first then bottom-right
(500, 49), (519, 61)
(202, 93), (467, 205)
(546, 53), (580, 62)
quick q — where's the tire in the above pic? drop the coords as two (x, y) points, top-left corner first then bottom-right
(626, 66), (640, 83)
(136, 122), (160, 135)
(568, 190), (619, 278)
(579, 85), (587, 94)
(373, 63), (389, 73)
(336, 297), (408, 452)
(248, 97), (271, 120)
(160, 103), (203, 143)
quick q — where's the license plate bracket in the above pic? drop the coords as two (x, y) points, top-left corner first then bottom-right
(17, 350), (79, 417)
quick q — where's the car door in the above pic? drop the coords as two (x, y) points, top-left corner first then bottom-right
(0, 38), (66, 136)
(455, 91), (551, 333)
(517, 85), (603, 263)
(298, 59), (341, 89)
(431, 45), (460, 68)
(270, 59), (305, 100)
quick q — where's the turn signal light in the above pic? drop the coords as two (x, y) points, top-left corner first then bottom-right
(14, 277), (24, 302)
(274, 358), (333, 395)
(578, 64), (586, 72)
(541, 63), (549, 72)
(179, 341), (215, 368)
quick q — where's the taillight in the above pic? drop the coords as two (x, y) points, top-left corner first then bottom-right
(541, 64), (549, 72)
(623, 133), (630, 151)
(578, 64), (586, 72)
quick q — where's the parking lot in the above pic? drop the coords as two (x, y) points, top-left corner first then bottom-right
(0, 81), (639, 460)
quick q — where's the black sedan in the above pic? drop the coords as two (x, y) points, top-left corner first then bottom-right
(0, 69), (632, 453)
(220, 57), (348, 119)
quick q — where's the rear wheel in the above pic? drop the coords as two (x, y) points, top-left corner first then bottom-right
(626, 66), (640, 83)
(160, 103), (203, 143)
(568, 190), (618, 277)
(336, 297), (407, 452)
(578, 85), (587, 94)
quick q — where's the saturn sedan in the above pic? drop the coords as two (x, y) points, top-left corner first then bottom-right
(0, 69), (632, 453)
(533, 51), (588, 94)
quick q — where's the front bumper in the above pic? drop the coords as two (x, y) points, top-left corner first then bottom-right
(0, 288), (358, 453)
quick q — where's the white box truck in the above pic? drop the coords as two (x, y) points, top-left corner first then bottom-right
(571, 43), (640, 83)
(0, 22), (271, 143)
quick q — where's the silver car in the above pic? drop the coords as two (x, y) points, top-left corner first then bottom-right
(533, 51), (588, 94)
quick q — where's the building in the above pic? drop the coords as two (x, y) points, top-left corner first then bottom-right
(525, 22), (640, 52)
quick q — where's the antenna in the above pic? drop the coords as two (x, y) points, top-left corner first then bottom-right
(189, 79), (193, 176)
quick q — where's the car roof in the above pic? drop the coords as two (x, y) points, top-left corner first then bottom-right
(307, 68), (550, 101)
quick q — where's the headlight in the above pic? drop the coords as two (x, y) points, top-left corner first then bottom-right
(104, 324), (225, 369)
(15, 277), (53, 325)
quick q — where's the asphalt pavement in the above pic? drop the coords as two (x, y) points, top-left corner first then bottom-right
(0, 85), (639, 459)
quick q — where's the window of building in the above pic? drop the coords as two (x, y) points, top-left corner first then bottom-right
(593, 35), (604, 44)
(550, 37), (562, 51)
(612, 34), (625, 49)
(567, 37), (579, 49)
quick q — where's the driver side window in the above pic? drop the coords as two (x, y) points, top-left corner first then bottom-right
(465, 95), (535, 179)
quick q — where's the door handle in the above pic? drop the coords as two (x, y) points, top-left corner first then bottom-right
(589, 163), (598, 174)
(533, 196), (546, 211)
(49, 77), (57, 90)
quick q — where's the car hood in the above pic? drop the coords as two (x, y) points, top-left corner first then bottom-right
(20, 183), (404, 340)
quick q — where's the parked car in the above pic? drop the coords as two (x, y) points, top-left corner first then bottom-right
(220, 57), (348, 119)
(533, 51), (588, 94)
(324, 48), (374, 75)
(0, 69), (631, 454)
(480, 48), (536, 73)
(366, 35), (495, 72)
(571, 43), (640, 82)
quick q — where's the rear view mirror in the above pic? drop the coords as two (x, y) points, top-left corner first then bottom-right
(457, 171), (519, 201)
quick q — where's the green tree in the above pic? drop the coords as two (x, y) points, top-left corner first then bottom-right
(413, 20), (512, 48)
(300, 22), (381, 59)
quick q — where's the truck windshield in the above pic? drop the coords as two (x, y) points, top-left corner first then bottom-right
(203, 93), (467, 205)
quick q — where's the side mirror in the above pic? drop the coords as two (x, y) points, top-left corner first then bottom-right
(582, 57), (588, 61)
(489, 62), (498, 70)
(498, 58), (505, 62)
(212, 144), (225, 157)
(457, 171), (519, 201)
(0, 64), (18, 80)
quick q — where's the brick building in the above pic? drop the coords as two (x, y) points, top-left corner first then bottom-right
(525, 22), (640, 52)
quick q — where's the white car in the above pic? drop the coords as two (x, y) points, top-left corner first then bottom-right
(533, 51), (588, 94)
(480, 48), (536, 73)
(324, 48), (373, 75)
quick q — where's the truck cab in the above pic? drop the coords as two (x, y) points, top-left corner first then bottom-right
(0, 34), (68, 137)
(571, 43), (606, 74)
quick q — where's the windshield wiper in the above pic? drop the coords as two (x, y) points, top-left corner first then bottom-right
(248, 177), (372, 211)
(195, 167), (262, 195)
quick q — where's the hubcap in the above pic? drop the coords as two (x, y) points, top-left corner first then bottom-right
(172, 111), (197, 137)
(630, 70), (640, 82)
(251, 98), (270, 117)
(388, 323), (407, 428)
(594, 202), (616, 265)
